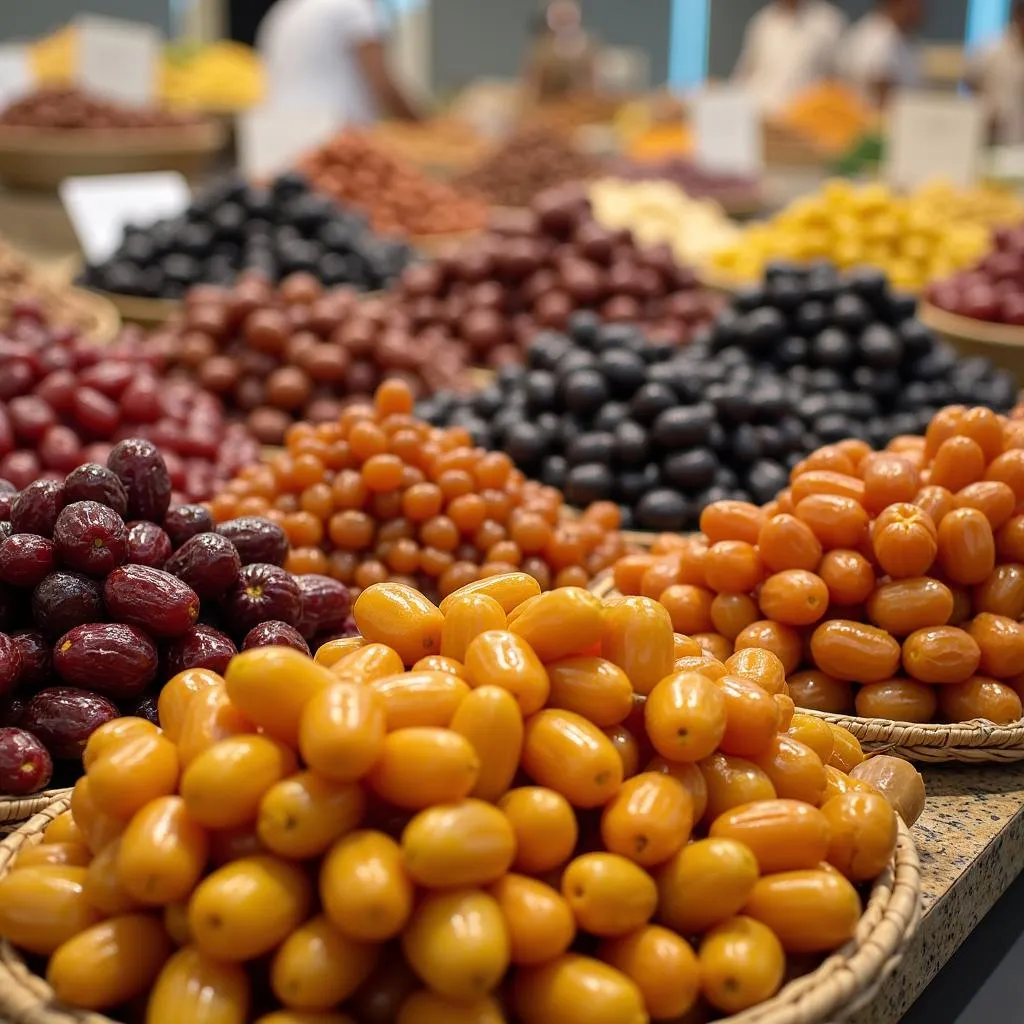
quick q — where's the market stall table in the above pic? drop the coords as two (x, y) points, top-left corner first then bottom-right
(849, 764), (1024, 1023)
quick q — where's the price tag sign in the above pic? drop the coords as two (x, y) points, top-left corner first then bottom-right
(0, 46), (31, 108)
(60, 172), (191, 264)
(75, 15), (161, 107)
(692, 86), (763, 176)
(237, 107), (340, 180)
(885, 91), (984, 190)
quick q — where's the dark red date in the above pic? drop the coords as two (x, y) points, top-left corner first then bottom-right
(163, 504), (214, 548)
(0, 632), (22, 697)
(107, 439), (171, 523)
(223, 563), (302, 637)
(294, 574), (352, 639)
(0, 533), (54, 587)
(53, 623), (158, 699)
(103, 564), (200, 638)
(164, 624), (237, 677)
(52, 501), (128, 577)
(125, 521), (173, 568)
(243, 620), (310, 655)
(215, 516), (289, 566)
(62, 463), (128, 517)
(0, 726), (53, 794)
(10, 480), (64, 537)
(31, 572), (104, 639)
(20, 687), (119, 759)
(164, 532), (241, 600)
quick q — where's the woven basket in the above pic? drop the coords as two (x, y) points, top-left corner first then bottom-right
(0, 791), (72, 835)
(90, 291), (180, 329)
(802, 709), (1024, 764)
(0, 122), (226, 191)
(0, 797), (920, 1024)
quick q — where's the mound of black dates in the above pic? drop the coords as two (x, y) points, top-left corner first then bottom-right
(421, 263), (1017, 531)
(79, 171), (416, 299)
(0, 438), (353, 796)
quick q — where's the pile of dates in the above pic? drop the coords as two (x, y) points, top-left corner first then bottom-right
(0, 438), (352, 796)
(0, 307), (260, 501)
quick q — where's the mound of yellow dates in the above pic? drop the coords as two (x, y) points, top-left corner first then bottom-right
(710, 180), (1023, 292)
(0, 575), (912, 1024)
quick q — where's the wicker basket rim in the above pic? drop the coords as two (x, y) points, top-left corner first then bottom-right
(0, 790), (72, 827)
(0, 797), (920, 1024)
(0, 121), (225, 156)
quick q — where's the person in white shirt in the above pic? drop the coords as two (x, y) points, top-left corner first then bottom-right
(732, 0), (847, 114)
(256, 0), (421, 123)
(967, 0), (1024, 144)
(840, 0), (925, 106)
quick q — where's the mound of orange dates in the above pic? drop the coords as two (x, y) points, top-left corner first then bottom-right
(210, 378), (629, 599)
(0, 575), (916, 1024)
(614, 404), (1024, 727)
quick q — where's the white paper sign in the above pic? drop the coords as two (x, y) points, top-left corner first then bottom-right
(594, 47), (650, 96)
(0, 46), (31, 109)
(885, 91), (984, 190)
(75, 15), (161, 107)
(237, 107), (340, 179)
(60, 172), (191, 264)
(692, 86), (763, 176)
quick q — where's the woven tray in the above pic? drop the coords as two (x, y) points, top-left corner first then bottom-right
(0, 796), (920, 1024)
(802, 709), (1024, 764)
(67, 288), (120, 344)
(0, 122), (226, 191)
(917, 300), (1024, 380)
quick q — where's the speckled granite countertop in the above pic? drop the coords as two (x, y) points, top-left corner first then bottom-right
(847, 764), (1024, 1024)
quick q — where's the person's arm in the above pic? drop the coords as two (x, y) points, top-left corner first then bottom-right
(733, 13), (764, 81)
(356, 38), (423, 121)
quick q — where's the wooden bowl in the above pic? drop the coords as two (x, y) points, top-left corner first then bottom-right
(917, 300), (1024, 382)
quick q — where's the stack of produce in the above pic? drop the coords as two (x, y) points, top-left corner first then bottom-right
(926, 221), (1024, 325)
(391, 184), (720, 368)
(371, 117), (491, 171)
(211, 379), (628, 597)
(608, 156), (763, 209)
(611, 403), (1024, 727)
(0, 580), (914, 1021)
(155, 271), (473, 446)
(456, 128), (602, 208)
(624, 123), (693, 161)
(776, 82), (874, 155)
(0, 307), (259, 500)
(0, 240), (108, 338)
(423, 264), (1016, 531)
(0, 437), (353, 795)
(708, 180), (1002, 292)
(912, 180), (1024, 229)
(520, 93), (624, 134)
(298, 131), (489, 239)
(0, 88), (200, 130)
(30, 26), (264, 111)
(588, 177), (742, 265)
(79, 172), (414, 299)
(161, 40), (265, 111)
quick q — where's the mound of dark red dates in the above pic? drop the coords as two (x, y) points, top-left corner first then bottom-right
(156, 271), (473, 447)
(422, 262), (1017, 531)
(926, 223), (1024, 325)
(0, 306), (260, 502)
(0, 438), (352, 796)
(78, 171), (415, 299)
(395, 183), (721, 368)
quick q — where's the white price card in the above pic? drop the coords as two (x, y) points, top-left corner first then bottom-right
(60, 172), (191, 265)
(75, 15), (161, 107)
(0, 46), (32, 108)
(691, 86), (763, 176)
(237, 107), (340, 180)
(885, 91), (984, 190)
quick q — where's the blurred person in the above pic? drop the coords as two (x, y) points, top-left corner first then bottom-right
(966, 0), (1024, 144)
(732, 0), (847, 113)
(256, 0), (422, 123)
(524, 1), (599, 103)
(840, 0), (925, 106)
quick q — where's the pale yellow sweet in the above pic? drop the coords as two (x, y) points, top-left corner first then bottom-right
(589, 178), (741, 265)
(709, 178), (1018, 291)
